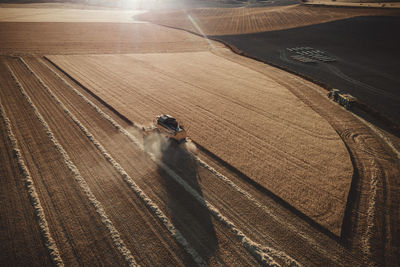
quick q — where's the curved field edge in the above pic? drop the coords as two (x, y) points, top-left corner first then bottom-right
(214, 49), (400, 265)
(45, 51), (353, 236)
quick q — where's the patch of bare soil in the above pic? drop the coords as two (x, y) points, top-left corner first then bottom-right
(211, 15), (400, 127)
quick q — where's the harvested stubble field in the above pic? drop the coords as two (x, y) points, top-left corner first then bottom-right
(47, 51), (354, 236)
(0, 22), (222, 55)
(137, 4), (400, 35)
(1, 3), (399, 267)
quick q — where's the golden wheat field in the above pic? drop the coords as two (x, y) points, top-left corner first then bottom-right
(1, 3), (399, 267)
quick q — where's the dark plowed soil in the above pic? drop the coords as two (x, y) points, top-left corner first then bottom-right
(212, 16), (400, 127)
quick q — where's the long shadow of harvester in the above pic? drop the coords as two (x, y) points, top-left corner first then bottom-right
(154, 137), (218, 264)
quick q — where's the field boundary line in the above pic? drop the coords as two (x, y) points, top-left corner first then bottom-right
(8, 61), (138, 267)
(41, 58), (299, 267)
(24, 58), (208, 267)
(0, 100), (64, 267)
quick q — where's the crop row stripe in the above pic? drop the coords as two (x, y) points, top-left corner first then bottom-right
(8, 62), (138, 267)
(42, 58), (284, 266)
(361, 158), (380, 265)
(194, 156), (301, 266)
(22, 58), (208, 267)
(0, 101), (64, 267)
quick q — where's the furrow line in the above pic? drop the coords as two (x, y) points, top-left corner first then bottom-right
(361, 157), (379, 266)
(7, 62), (138, 267)
(41, 59), (294, 267)
(194, 156), (303, 266)
(0, 101), (64, 266)
(22, 58), (208, 267)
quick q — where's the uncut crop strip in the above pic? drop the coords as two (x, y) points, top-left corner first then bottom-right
(0, 102), (64, 267)
(42, 57), (309, 265)
(52, 54), (342, 202)
(20, 58), (208, 267)
(41, 59), (299, 267)
(6, 63), (138, 267)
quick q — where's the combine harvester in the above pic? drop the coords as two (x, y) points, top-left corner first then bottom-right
(154, 114), (187, 144)
(328, 89), (357, 110)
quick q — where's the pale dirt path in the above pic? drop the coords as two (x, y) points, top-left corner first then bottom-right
(38, 56), (362, 266)
(47, 51), (353, 236)
(0, 96), (53, 267)
(0, 58), (127, 266)
(25, 56), (263, 266)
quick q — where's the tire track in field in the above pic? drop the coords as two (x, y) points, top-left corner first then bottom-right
(6, 62), (138, 267)
(0, 102), (64, 267)
(20, 57), (208, 267)
(41, 58), (299, 267)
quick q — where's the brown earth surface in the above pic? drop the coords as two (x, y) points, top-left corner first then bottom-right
(137, 4), (400, 35)
(1, 4), (399, 267)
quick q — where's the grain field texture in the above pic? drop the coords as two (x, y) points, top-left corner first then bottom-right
(22, 56), (271, 266)
(7, 57), (208, 266)
(138, 4), (400, 35)
(0, 22), (222, 55)
(0, 57), (129, 266)
(48, 51), (353, 235)
(37, 56), (361, 266)
(0, 7), (145, 23)
(215, 50), (400, 266)
(0, 103), (53, 267)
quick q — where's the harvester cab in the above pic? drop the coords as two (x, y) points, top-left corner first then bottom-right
(156, 114), (187, 143)
(328, 89), (357, 110)
(327, 89), (340, 101)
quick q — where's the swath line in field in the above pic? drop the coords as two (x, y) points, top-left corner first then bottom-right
(6, 63), (138, 267)
(41, 58), (299, 267)
(21, 58), (208, 267)
(0, 102), (64, 266)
